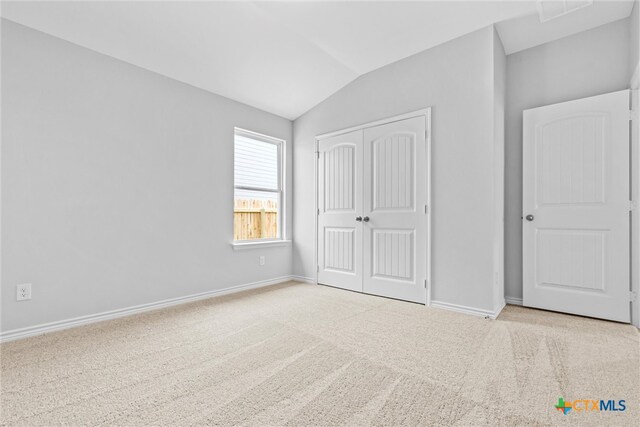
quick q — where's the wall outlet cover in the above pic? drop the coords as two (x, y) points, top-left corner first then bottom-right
(17, 283), (32, 301)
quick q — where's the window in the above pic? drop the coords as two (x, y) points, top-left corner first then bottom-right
(234, 128), (284, 242)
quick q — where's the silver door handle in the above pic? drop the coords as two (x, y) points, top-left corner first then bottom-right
(363, 216), (370, 222)
(355, 216), (363, 222)
(525, 214), (534, 221)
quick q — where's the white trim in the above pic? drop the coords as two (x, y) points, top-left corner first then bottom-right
(234, 185), (280, 193)
(316, 108), (432, 140)
(505, 296), (523, 306)
(234, 127), (285, 146)
(425, 111), (432, 306)
(0, 276), (303, 343)
(632, 83), (638, 330)
(314, 138), (319, 284)
(430, 299), (505, 320)
(290, 275), (316, 284)
(494, 299), (506, 318)
(231, 240), (291, 250)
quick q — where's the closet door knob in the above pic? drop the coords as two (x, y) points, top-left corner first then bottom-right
(525, 214), (534, 221)
(363, 216), (370, 222)
(355, 216), (363, 222)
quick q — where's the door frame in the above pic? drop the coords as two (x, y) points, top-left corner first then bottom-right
(631, 64), (639, 328)
(314, 108), (432, 305)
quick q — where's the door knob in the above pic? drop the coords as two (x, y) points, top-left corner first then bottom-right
(363, 216), (370, 222)
(525, 214), (534, 221)
(355, 216), (363, 222)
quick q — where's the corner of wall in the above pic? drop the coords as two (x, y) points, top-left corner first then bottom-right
(492, 26), (507, 311)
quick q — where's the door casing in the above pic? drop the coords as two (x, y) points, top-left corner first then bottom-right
(630, 66), (639, 327)
(314, 108), (432, 305)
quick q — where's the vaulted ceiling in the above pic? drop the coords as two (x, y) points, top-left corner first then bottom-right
(1, 1), (635, 119)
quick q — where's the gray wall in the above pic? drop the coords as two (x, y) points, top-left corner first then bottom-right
(1, 20), (293, 332)
(504, 18), (631, 301)
(632, 0), (639, 75)
(293, 26), (502, 312)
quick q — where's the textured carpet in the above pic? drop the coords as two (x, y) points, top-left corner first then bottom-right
(1, 281), (638, 426)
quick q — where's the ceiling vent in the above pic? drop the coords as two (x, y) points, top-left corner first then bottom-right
(537, 0), (594, 23)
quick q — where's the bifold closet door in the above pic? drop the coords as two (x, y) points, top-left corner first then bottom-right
(362, 116), (427, 303)
(317, 130), (363, 292)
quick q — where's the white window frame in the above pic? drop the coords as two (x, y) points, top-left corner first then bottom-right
(233, 127), (286, 245)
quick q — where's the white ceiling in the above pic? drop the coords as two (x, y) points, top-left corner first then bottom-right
(1, 1), (635, 119)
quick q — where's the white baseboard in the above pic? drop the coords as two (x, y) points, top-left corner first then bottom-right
(430, 299), (504, 319)
(0, 275), (304, 344)
(494, 299), (506, 318)
(289, 275), (316, 284)
(505, 296), (523, 306)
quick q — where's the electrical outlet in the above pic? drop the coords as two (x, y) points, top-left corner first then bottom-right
(16, 283), (31, 301)
(259, 256), (265, 266)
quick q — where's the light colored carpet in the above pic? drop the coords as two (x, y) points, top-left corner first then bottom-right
(1, 281), (638, 426)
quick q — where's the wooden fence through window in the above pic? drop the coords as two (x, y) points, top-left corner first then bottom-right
(234, 198), (278, 240)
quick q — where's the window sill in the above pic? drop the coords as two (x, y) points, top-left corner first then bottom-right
(231, 240), (292, 251)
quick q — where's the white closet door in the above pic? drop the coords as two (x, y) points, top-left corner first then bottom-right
(523, 90), (630, 322)
(317, 130), (363, 292)
(362, 116), (428, 303)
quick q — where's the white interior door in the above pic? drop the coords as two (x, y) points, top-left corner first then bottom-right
(362, 116), (428, 303)
(317, 130), (363, 292)
(523, 90), (630, 322)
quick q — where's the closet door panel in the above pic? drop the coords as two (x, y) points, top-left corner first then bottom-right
(362, 116), (427, 303)
(317, 130), (363, 292)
